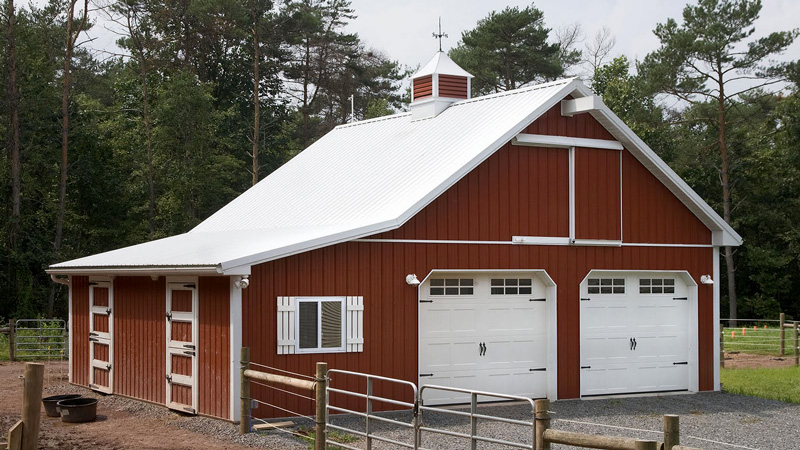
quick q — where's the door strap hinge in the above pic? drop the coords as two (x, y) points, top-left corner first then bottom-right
(183, 283), (196, 289)
(529, 368), (547, 372)
(184, 351), (196, 356)
(419, 300), (433, 303)
(529, 298), (546, 302)
(89, 282), (98, 286)
(183, 344), (196, 349)
(419, 373), (434, 377)
(580, 366), (591, 369)
(106, 364), (112, 371)
(166, 312), (172, 321)
(106, 307), (112, 315)
(673, 361), (688, 365)
(673, 297), (688, 301)
(580, 298), (591, 301)
(165, 374), (172, 382)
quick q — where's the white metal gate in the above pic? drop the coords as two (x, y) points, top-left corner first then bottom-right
(166, 281), (198, 413)
(89, 281), (113, 393)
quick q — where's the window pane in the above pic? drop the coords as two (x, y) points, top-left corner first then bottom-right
(613, 279), (625, 286)
(505, 287), (518, 294)
(321, 301), (342, 348)
(601, 286), (612, 294)
(640, 279), (651, 286)
(665, 287), (675, 294)
(588, 279), (599, 286)
(460, 287), (473, 295)
(491, 287), (504, 295)
(519, 279), (532, 286)
(430, 279), (444, 287)
(445, 279), (459, 286)
(298, 302), (318, 349)
(588, 287), (600, 294)
(520, 287), (532, 295)
(491, 279), (503, 286)
(461, 279), (473, 286)
(653, 287), (663, 293)
(640, 287), (650, 294)
(601, 279), (612, 286)
(653, 279), (663, 286)
(445, 287), (459, 295)
(664, 279), (675, 285)
(430, 288), (444, 295)
(613, 287), (625, 294)
(506, 279), (518, 286)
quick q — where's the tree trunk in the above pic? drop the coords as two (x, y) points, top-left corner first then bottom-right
(717, 74), (737, 326)
(141, 61), (155, 236)
(7, 0), (20, 244)
(251, 0), (260, 186)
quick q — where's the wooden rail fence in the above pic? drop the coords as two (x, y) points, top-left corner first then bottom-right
(1, 363), (44, 450)
(1, 320), (16, 361)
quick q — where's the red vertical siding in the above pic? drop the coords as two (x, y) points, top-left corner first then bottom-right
(575, 148), (621, 240)
(71, 276), (90, 386)
(114, 276), (167, 404)
(198, 276), (230, 419)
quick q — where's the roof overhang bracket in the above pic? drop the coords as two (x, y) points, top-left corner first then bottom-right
(561, 95), (603, 117)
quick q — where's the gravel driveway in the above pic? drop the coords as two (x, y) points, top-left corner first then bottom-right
(319, 392), (800, 450)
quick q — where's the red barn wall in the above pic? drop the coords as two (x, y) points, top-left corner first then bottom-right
(70, 275), (231, 419)
(243, 103), (716, 418)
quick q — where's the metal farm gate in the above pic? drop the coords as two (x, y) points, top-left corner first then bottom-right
(14, 319), (68, 360)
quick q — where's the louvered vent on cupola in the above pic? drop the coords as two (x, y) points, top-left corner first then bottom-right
(410, 51), (473, 120)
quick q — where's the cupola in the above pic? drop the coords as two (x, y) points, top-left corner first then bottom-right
(410, 51), (473, 120)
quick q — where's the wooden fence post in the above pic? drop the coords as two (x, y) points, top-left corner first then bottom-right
(6, 420), (23, 450)
(664, 415), (680, 450)
(9, 320), (16, 362)
(779, 313), (785, 356)
(315, 362), (328, 450)
(239, 347), (250, 435)
(534, 398), (550, 450)
(794, 322), (798, 367)
(21, 363), (43, 450)
(720, 329), (725, 369)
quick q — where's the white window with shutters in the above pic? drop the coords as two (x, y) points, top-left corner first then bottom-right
(277, 296), (363, 355)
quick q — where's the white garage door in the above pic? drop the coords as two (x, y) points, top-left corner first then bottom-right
(580, 272), (692, 396)
(419, 273), (550, 405)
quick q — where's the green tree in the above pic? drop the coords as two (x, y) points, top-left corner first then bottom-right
(449, 4), (576, 96)
(638, 0), (798, 323)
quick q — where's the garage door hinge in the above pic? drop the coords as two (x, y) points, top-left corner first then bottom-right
(529, 368), (546, 372)
(183, 283), (196, 289)
(580, 366), (591, 369)
(672, 297), (688, 301)
(419, 373), (434, 377)
(529, 298), (547, 302)
(580, 298), (591, 302)
(419, 300), (433, 303)
(673, 361), (688, 365)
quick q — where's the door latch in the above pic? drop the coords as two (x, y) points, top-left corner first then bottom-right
(165, 374), (172, 383)
(106, 307), (112, 315)
(106, 363), (112, 371)
(166, 312), (172, 321)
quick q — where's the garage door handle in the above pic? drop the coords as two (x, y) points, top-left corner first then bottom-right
(673, 361), (688, 365)
(633, 338), (637, 350)
(581, 366), (591, 369)
(630, 338), (634, 351)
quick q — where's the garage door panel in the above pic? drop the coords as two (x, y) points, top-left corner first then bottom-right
(580, 272), (692, 396)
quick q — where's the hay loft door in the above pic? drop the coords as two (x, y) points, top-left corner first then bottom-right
(89, 281), (113, 393)
(166, 281), (199, 414)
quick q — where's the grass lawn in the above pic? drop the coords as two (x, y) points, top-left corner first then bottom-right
(721, 366), (800, 403)
(0, 333), (9, 361)
(722, 326), (796, 357)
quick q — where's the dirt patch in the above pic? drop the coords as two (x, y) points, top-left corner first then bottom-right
(723, 352), (797, 369)
(0, 361), (304, 449)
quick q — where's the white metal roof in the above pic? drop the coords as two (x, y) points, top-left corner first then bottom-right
(49, 78), (740, 275)
(412, 51), (474, 79)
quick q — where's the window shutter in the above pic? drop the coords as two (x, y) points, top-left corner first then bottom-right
(346, 296), (364, 352)
(277, 297), (296, 354)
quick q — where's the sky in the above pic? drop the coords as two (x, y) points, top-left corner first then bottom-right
(34, 0), (800, 78)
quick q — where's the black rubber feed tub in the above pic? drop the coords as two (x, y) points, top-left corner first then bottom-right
(42, 394), (82, 417)
(57, 397), (98, 423)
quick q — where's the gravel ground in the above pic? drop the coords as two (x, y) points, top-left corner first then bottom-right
(316, 392), (800, 450)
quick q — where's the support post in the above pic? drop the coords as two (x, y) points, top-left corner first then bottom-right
(780, 313), (785, 356)
(663, 415), (680, 450)
(21, 363), (43, 450)
(315, 362), (328, 450)
(635, 441), (658, 450)
(7, 420), (23, 450)
(794, 322), (798, 367)
(239, 347), (250, 435)
(9, 320), (15, 362)
(720, 329), (725, 369)
(534, 398), (551, 450)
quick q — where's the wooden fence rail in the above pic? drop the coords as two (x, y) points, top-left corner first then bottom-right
(1, 320), (16, 361)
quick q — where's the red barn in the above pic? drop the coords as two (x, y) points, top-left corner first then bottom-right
(48, 52), (741, 421)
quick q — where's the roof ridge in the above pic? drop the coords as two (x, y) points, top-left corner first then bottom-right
(336, 111), (411, 129)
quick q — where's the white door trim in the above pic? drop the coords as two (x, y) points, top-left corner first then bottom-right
(88, 278), (114, 394)
(417, 269), (558, 400)
(578, 269), (699, 397)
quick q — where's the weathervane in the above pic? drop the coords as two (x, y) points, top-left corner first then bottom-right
(432, 17), (448, 52)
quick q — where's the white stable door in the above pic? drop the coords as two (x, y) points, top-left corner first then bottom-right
(580, 272), (691, 396)
(166, 282), (199, 414)
(89, 281), (113, 393)
(419, 273), (549, 405)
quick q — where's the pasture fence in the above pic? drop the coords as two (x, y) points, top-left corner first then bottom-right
(238, 346), (708, 450)
(720, 314), (799, 367)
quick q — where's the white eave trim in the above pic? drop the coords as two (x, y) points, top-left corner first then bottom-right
(46, 265), (222, 276)
(512, 133), (623, 151)
(561, 96), (603, 116)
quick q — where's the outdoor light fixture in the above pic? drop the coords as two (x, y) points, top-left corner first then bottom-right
(235, 276), (250, 289)
(700, 275), (714, 285)
(406, 274), (420, 286)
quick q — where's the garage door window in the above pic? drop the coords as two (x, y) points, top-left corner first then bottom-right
(430, 279), (474, 296)
(490, 278), (533, 295)
(587, 278), (625, 294)
(639, 278), (675, 294)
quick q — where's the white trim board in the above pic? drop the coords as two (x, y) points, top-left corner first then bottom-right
(357, 237), (714, 248)
(513, 133), (623, 151)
